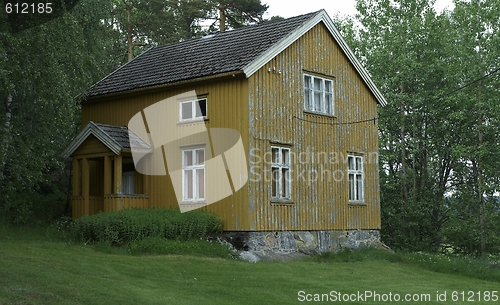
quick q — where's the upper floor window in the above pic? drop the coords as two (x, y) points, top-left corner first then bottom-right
(304, 74), (334, 115)
(180, 98), (207, 121)
(348, 155), (364, 202)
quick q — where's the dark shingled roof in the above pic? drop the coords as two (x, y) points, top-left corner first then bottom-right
(86, 11), (320, 98)
(94, 123), (150, 151)
(94, 123), (131, 149)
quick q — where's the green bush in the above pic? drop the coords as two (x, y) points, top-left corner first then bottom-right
(126, 236), (235, 258)
(71, 208), (223, 245)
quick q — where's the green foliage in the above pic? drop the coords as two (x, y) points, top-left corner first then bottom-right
(443, 196), (500, 255)
(126, 236), (234, 258)
(0, 0), (120, 221)
(71, 208), (223, 245)
(342, 0), (500, 253)
(381, 198), (444, 252)
(398, 251), (500, 283)
(219, 0), (269, 29)
(111, 0), (270, 61)
(4, 170), (71, 225)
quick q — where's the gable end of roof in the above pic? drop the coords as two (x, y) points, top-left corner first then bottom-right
(243, 10), (387, 107)
(61, 122), (126, 158)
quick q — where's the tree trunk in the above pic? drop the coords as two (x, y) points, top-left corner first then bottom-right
(478, 80), (485, 256)
(412, 117), (417, 200)
(400, 98), (408, 203)
(219, 3), (226, 32)
(124, 0), (134, 61)
(0, 93), (13, 213)
(0, 94), (13, 180)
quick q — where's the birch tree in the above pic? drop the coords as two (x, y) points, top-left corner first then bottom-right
(0, 0), (117, 222)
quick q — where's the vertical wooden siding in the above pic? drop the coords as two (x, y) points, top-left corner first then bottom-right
(248, 23), (380, 231)
(81, 77), (250, 230)
(80, 23), (381, 231)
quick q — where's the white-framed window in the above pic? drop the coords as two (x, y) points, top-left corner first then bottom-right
(182, 148), (205, 202)
(180, 98), (207, 121)
(271, 146), (291, 200)
(304, 74), (334, 115)
(122, 171), (135, 195)
(348, 155), (364, 202)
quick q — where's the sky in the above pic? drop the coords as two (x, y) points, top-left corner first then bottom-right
(263, 0), (455, 19)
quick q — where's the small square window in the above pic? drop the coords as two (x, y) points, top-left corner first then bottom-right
(180, 98), (207, 121)
(303, 74), (334, 115)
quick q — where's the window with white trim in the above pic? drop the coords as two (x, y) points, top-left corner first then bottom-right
(182, 148), (205, 202)
(122, 171), (135, 195)
(271, 146), (291, 200)
(180, 98), (207, 121)
(348, 155), (364, 202)
(304, 74), (334, 115)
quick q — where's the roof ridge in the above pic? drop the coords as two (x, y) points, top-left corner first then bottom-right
(94, 122), (127, 129)
(152, 10), (320, 52)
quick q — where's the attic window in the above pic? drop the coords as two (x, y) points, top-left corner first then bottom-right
(304, 74), (334, 115)
(180, 98), (207, 121)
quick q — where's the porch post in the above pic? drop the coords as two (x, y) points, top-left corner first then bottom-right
(72, 158), (80, 196)
(82, 157), (90, 215)
(114, 154), (122, 194)
(104, 155), (112, 195)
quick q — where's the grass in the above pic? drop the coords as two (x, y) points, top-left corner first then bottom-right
(1, 225), (500, 305)
(310, 248), (500, 283)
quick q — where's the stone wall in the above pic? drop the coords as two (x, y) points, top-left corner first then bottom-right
(217, 230), (386, 262)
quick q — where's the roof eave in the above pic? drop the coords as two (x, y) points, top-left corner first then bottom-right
(83, 70), (246, 104)
(243, 10), (387, 107)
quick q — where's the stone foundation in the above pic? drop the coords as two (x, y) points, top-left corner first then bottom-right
(216, 230), (386, 262)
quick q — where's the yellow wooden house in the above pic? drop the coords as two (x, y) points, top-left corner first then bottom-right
(62, 10), (388, 252)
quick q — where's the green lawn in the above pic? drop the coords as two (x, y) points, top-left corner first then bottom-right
(1, 227), (499, 305)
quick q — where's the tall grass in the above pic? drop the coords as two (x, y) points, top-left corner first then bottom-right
(70, 208), (223, 245)
(67, 208), (232, 257)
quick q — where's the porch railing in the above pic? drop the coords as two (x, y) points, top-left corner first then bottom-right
(104, 194), (150, 212)
(72, 194), (149, 219)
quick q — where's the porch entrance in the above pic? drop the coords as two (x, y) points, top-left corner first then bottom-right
(61, 122), (151, 220)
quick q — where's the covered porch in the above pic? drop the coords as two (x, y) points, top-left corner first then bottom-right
(62, 121), (151, 219)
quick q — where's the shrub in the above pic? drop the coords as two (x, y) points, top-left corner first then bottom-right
(71, 208), (223, 245)
(126, 236), (235, 258)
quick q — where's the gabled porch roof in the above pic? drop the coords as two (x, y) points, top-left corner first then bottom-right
(61, 121), (150, 158)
